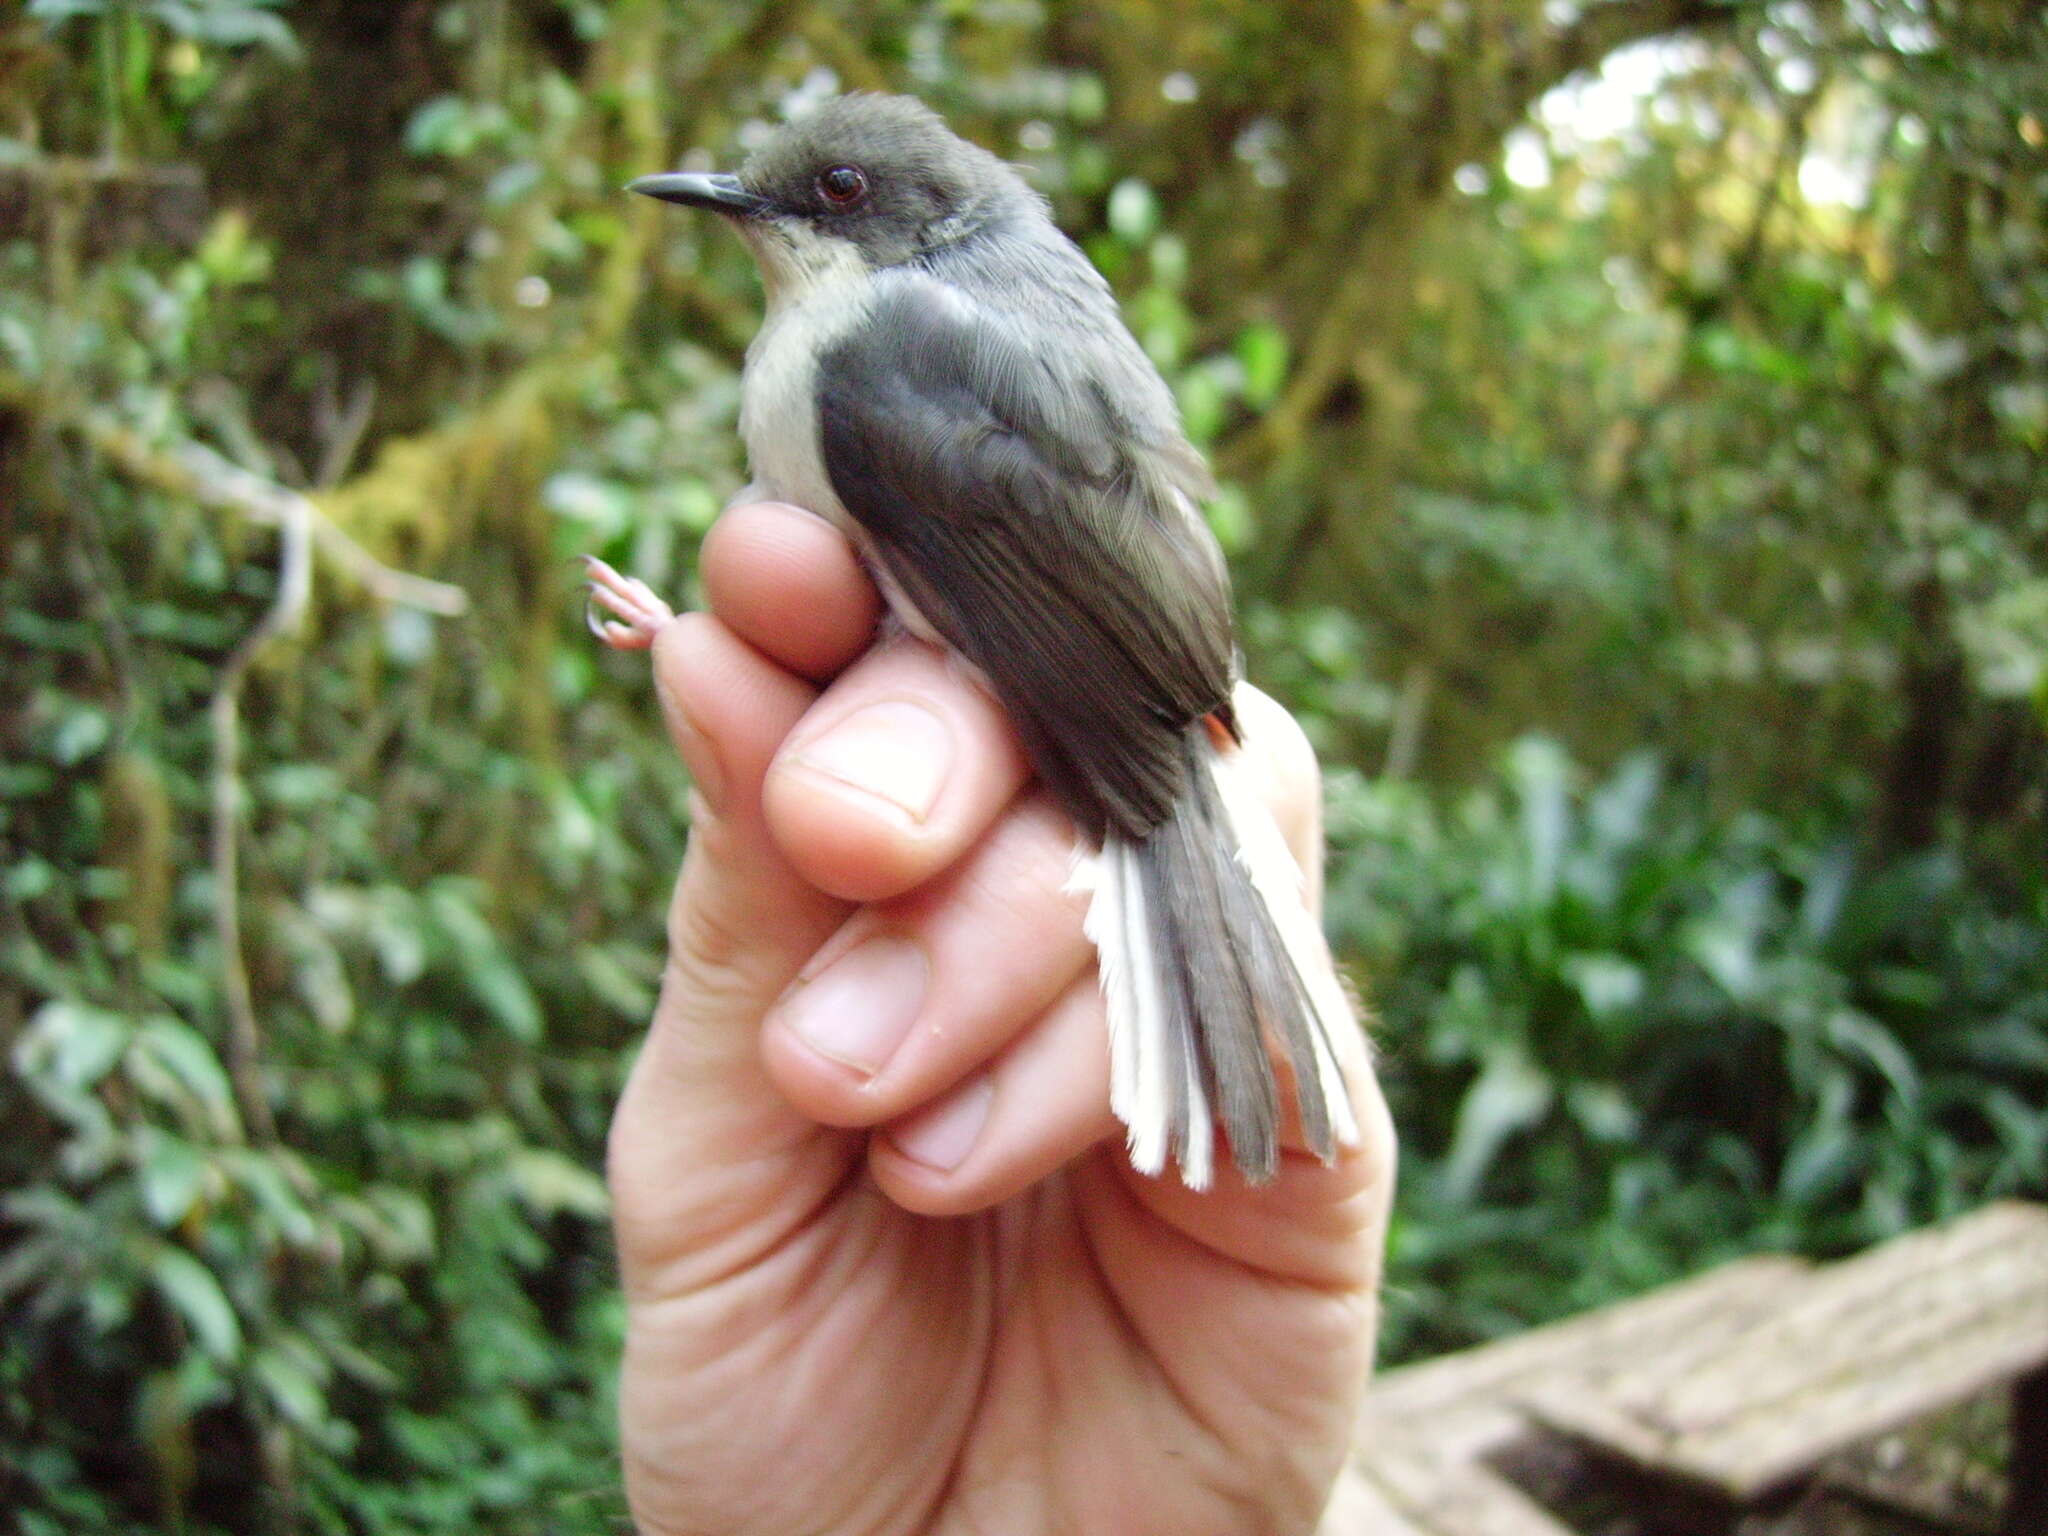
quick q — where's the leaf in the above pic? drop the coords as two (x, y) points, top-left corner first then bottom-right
(1956, 577), (2048, 702)
(486, 159), (543, 207)
(222, 1150), (321, 1248)
(259, 764), (344, 807)
(542, 470), (635, 533)
(1175, 364), (1229, 444)
(1586, 753), (1660, 853)
(1106, 178), (1158, 244)
(249, 1343), (330, 1430)
(574, 942), (656, 1020)
(1687, 918), (1761, 1003)
(339, 1187), (436, 1264)
(1779, 1121), (1861, 1205)
(1562, 953), (1644, 1021)
(506, 1148), (610, 1220)
(172, 3), (299, 58)
(1442, 1047), (1555, 1204)
(269, 903), (354, 1034)
(148, 1247), (241, 1361)
(27, 0), (108, 24)
(1825, 1008), (1921, 1107)
(14, 1001), (132, 1092)
(1890, 317), (1968, 382)
(1565, 1082), (1640, 1143)
(0, 1233), (70, 1306)
(194, 207), (272, 287)
(1235, 323), (1289, 409)
(1797, 841), (1857, 945)
(1508, 737), (1570, 904)
(128, 1017), (241, 1139)
(368, 891), (428, 985)
(1202, 484), (1255, 555)
(48, 704), (109, 765)
(405, 95), (471, 156)
(427, 884), (544, 1042)
(135, 1130), (209, 1227)
(667, 479), (722, 534)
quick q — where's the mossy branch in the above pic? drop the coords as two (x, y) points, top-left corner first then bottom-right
(2, 382), (472, 617)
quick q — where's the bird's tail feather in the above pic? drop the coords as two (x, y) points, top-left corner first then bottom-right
(1077, 728), (1359, 1188)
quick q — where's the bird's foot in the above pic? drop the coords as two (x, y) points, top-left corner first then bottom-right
(581, 555), (675, 651)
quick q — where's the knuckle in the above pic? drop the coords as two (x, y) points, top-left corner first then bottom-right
(952, 796), (1083, 917)
(664, 888), (771, 1009)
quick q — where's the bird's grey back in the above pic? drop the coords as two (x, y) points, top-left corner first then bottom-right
(922, 207), (1212, 503)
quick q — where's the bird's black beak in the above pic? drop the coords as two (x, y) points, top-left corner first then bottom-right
(625, 171), (764, 217)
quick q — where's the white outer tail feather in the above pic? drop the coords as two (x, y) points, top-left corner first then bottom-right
(1074, 840), (1214, 1184)
(1070, 744), (1356, 1189)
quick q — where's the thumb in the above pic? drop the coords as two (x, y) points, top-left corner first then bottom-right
(607, 612), (857, 1298)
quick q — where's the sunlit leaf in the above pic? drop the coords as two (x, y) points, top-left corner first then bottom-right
(249, 1343), (330, 1430)
(506, 1148), (609, 1220)
(148, 1247), (241, 1361)
(49, 704), (109, 765)
(1203, 484), (1255, 555)
(1442, 1046), (1554, 1203)
(14, 1001), (132, 1092)
(428, 884), (545, 1042)
(1235, 323), (1289, 409)
(128, 1017), (240, 1139)
(1106, 178), (1158, 245)
(134, 1129), (209, 1227)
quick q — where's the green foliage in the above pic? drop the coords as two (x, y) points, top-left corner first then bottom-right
(4, 10), (686, 1527)
(1331, 745), (2048, 1358)
(1363, 9), (2048, 832)
(30, 0), (296, 55)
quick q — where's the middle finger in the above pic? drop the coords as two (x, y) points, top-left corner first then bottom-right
(759, 790), (1093, 1129)
(762, 637), (1034, 903)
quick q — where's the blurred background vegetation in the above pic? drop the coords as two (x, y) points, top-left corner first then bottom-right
(2, 0), (2043, 1529)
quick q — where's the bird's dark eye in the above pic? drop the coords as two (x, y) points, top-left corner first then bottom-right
(817, 164), (868, 206)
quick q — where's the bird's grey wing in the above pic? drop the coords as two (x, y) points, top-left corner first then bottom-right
(815, 276), (1236, 841)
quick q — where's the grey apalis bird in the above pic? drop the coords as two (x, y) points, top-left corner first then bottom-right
(587, 93), (1357, 1188)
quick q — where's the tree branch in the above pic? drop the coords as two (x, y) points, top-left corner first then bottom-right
(0, 385), (470, 1144)
(206, 486), (312, 1147)
(1220, 0), (1757, 489)
(62, 402), (471, 617)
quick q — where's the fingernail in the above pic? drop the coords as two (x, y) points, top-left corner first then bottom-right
(785, 700), (952, 823)
(891, 1076), (993, 1173)
(654, 668), (728, 813)
(777, 937), (928, 1074)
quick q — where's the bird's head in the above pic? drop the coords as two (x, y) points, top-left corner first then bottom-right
(628, 94), (1041, 304)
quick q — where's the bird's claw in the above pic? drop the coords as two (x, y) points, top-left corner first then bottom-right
(581, 554), (675, 651)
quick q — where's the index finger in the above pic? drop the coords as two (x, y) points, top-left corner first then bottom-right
(701, 502), (881, 682)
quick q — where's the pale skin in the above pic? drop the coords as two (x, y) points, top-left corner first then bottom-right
(590, 501), (1397, 1536)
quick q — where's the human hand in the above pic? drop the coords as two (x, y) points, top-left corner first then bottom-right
(601, 502), (1395, 1536)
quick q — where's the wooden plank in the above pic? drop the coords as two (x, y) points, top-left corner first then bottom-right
(1522, 1378), (1722, 1496)
(1360, 1429), (1586, 1536)
(1678, 1293), (2048, 1494)
(1316, 1463), (1433, 1536)
(1363, 1255), (1810, 1419)
(1555, 1204), (2045, 1431)
(1647, 1206), (2048, 1433)
(1525, 1202), (2048, 1502)
(1359, 1254), (1809, 1463)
